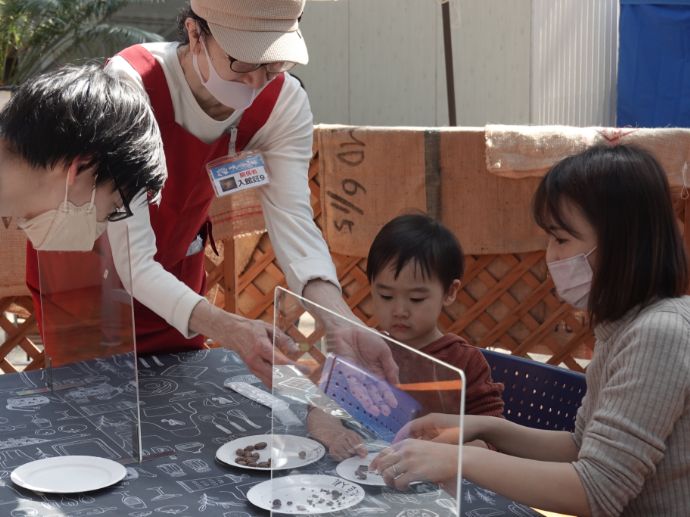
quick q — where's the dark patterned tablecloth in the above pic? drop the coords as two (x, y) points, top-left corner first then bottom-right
(0, 348), (540, 517)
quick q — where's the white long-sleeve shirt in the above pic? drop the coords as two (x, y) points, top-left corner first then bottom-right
(106, 42), (338, 338)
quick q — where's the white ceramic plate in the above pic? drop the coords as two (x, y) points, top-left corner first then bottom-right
(247, 474), (365, 514)
(336, 452), (386, 486)
(216, 434), (325, 471)
(11, 455), (126, 494)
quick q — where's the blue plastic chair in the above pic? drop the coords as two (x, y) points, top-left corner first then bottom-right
(481, 349), (587, 432)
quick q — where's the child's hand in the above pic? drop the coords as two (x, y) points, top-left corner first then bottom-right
(306, 407), (367, 460)
(326, 428), (367, 461)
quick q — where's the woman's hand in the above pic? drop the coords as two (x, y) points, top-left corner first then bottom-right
(370, 439), (460, 491)
(227, 317), (298, 386)
(303, 279), (400, 416)
(190, 301), (298, 387)
(394, 412), (462, 444)
(394, 413), (493, 446)
(325, 325), (399, 416)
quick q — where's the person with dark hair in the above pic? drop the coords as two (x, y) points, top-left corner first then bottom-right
(308, 214), (503, 460)
(367, 214), (502, 420)
(1, 64), (165, 249)
(366, 213), (466, 297)
(372, 145), (690, 515)
(24, 0), (398, 394)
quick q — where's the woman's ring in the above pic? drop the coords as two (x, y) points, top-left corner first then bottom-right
(392, 464), (400, 477)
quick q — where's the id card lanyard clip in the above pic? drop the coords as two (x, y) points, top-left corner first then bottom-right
(229, 127), (239, 158)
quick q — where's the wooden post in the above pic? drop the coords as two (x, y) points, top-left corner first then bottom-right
(442, 0), (457, 126)
(223, 238), (237, 313)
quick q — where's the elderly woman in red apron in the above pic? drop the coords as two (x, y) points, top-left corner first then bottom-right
(26, 0), (398, 403)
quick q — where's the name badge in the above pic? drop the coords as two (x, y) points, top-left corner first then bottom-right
(206, 151), (270, 197)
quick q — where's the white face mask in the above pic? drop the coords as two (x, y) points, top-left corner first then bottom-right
(547, 247), (597, 309)
(192, 33), (257, 110)
(18, 175), (107, 252)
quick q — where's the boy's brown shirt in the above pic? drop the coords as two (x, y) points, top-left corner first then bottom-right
(391, 333), (504, 418)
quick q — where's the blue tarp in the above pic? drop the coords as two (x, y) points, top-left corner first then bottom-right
(617, 1), (690, 126)
(622, 0), (690, 5)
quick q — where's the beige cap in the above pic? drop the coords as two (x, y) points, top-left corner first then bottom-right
(190, 0), (308, 65)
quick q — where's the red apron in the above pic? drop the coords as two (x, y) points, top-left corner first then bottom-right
(26, 44), (286, 360)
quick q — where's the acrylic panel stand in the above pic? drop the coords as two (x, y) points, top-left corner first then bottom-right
(271, 287), (465, 516)
(37, 230), (141, 464)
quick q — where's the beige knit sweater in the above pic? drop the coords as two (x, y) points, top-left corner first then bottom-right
(572, 296), (690, 516)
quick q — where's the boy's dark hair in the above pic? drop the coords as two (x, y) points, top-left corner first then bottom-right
(367, 213), (464, 291)
(0, 64), (166, 207)
(177, 4), (211, 45)
(533, 144), (688, 325)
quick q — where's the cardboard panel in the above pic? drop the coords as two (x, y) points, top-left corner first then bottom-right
(441, 129), (546, 254)
(318, 125), (427, 258)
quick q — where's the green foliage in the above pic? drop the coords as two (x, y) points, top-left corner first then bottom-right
(0, 0), (164, 85)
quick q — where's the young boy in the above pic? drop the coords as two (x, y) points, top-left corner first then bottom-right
(309, 214), (504, 459)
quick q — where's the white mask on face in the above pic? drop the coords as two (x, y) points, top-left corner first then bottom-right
(192, 33), (257, 110)
(547, 247), (597, 309)
(18, 175), (107, 252)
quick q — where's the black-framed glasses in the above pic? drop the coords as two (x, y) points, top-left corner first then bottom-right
(227, 55), (296, 74)
(106, 204), (133, 222)
(106, 178), (134, 222)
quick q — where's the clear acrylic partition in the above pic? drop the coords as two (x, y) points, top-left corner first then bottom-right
(270, 287), (464, 516)
(34, 232), (142, 464)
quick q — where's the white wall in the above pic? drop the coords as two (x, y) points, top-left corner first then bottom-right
(111, 0), (619, 127)
(297, 0), (444, 126)
(531, 0), (619, 126)
(300, 0), (618, 127)
(298, 0), (532, 126)
(452, 0), (532, 126)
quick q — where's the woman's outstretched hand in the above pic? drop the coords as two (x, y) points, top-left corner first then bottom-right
(393, 412), (462, 444)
